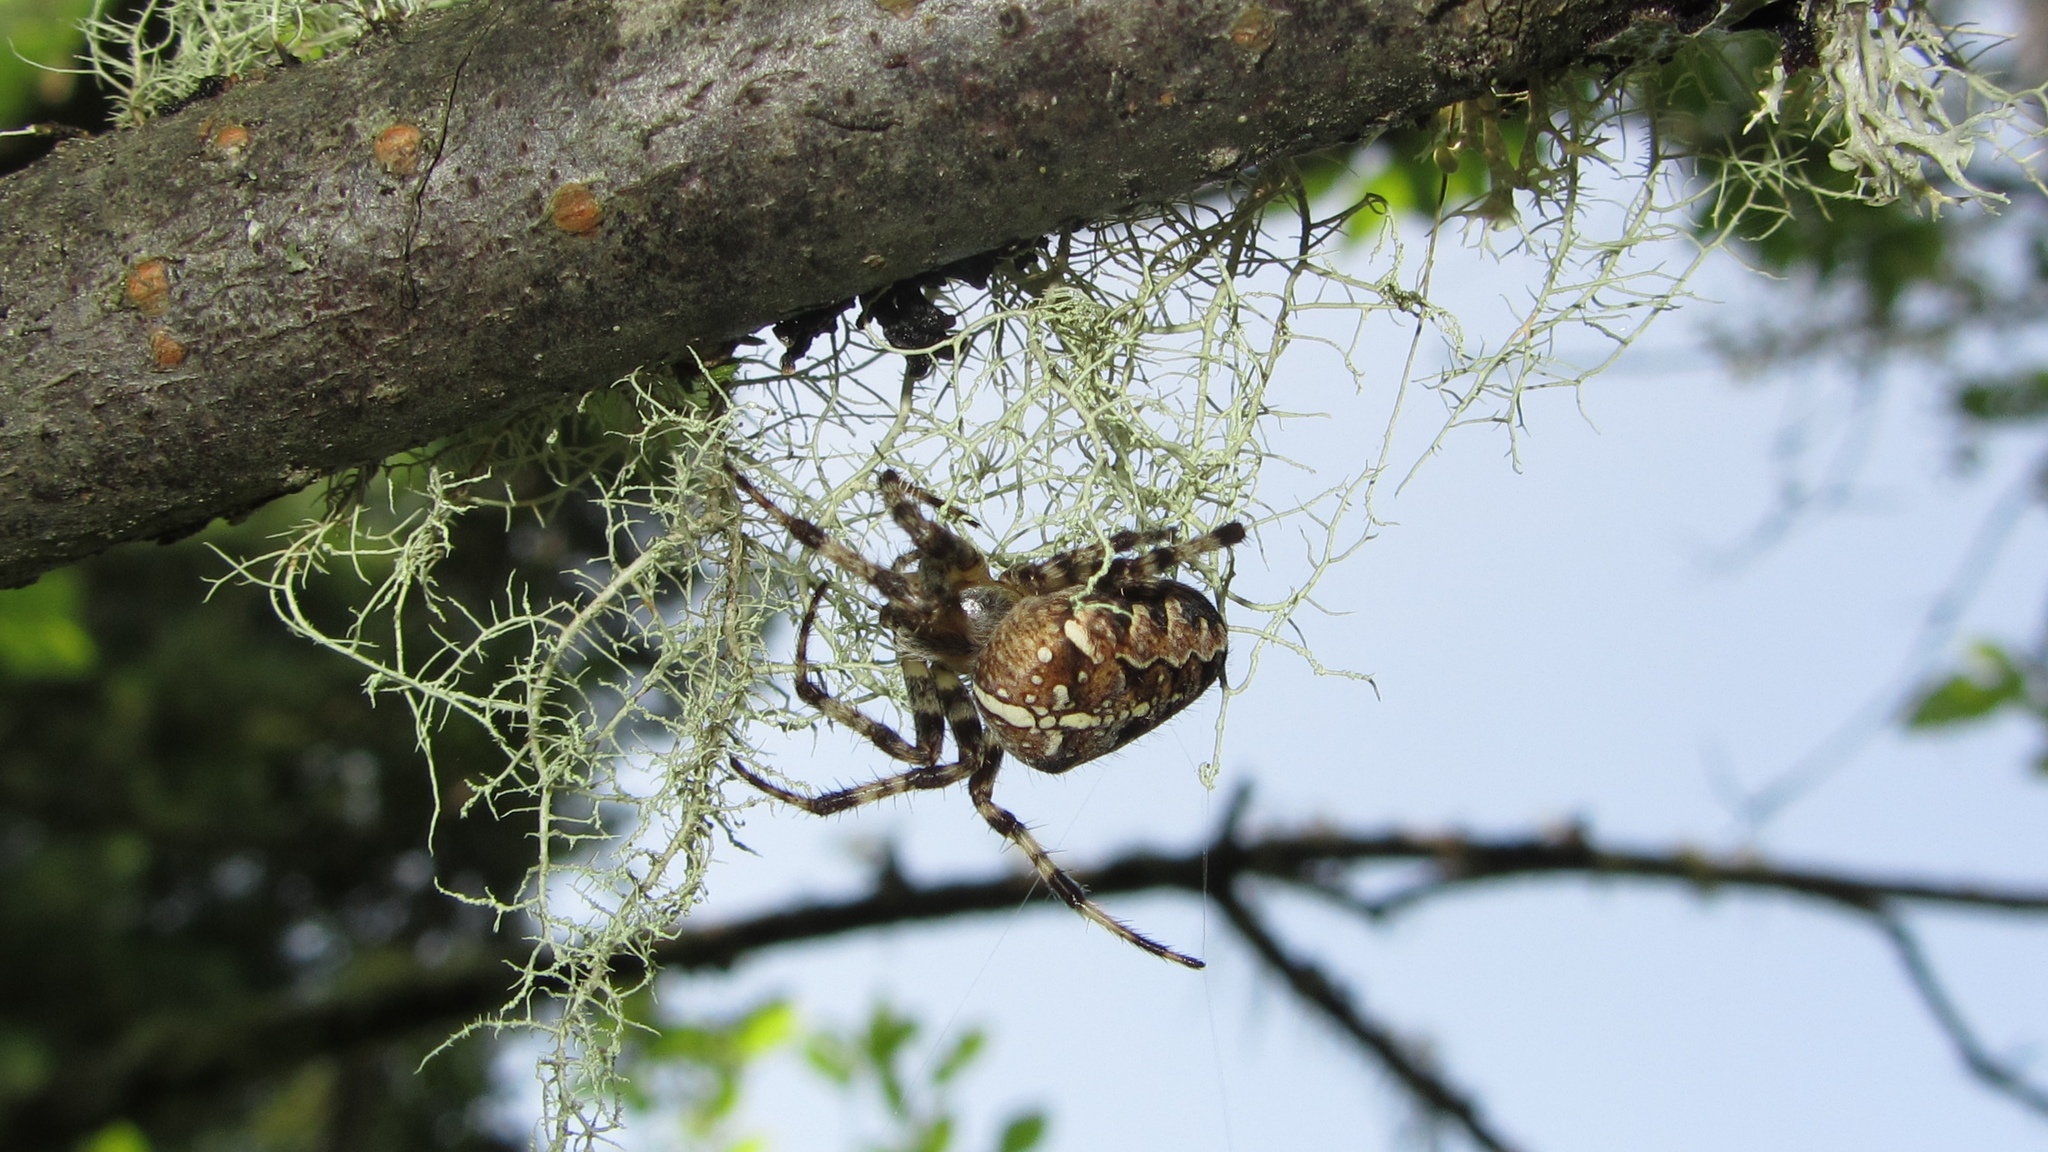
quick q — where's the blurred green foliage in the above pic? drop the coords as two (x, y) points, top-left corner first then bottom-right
(1959, 368), (2048, 424)
(803, 1003), (1045, 1152)
(0, 0), (91, 127)
(1908, 642), (2032, 727)
(0, 569), (98, 680)
(1905, 641), (2048, 774)
(0, 0), (96, 171)
(77, 1121), (150, 1152)
(622, 998), (1047, 1152)
(622, 998), (798, 1144)
(1662, 37), (1953, 323)
(1297, 27), (1975, 328)
(0, 495), (570, 1150)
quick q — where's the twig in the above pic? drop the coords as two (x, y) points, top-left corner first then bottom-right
(1870, 909), (2048, 1118)
(1210, 878), (1526, 1152)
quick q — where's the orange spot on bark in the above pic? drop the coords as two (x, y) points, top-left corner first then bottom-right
(209, 122), (250, 155)
(1229, 5), (1276, 52)
(375, 123), (423, 176)
(126, 260), (171, 316)
(148, 328), (187, 369)
(549, 182), (603, 234)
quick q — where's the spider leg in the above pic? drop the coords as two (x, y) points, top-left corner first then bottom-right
(884, 471), (981, 528)
(730, 755), (974, 815)
(965, 755), (1205, 969)
(791, 585), (943, 766)
(731, 470), (919, 605)
(876, 470), (989, 597)
(1001, 528), (1179, 595)
(1101, 521), (1246, 586)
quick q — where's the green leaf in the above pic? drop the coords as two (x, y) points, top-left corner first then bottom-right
(931, 1029), (985, 1085)
(733, 1000), (798, 1058)
(647, 999), (795, 1064)
(1906, 643), (2026, 728)
(865, 1004), (918, 1114)
(1957, 369), (2048, 423)
(1908, 673), (2020, 726)
(696, 1074), (742, 1128)
(996, 1113), (1048, 1152)
(864, 1003), (919, 1069)
(77, 1121), (151, 1152)
(647, 1023), (723, 1062)
(0, 568), (98, 680)
(907, 1115), (954, 1152)
(804, 1034), (856, 1086)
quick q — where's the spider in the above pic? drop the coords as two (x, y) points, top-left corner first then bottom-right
(728, 469), (1245, 968)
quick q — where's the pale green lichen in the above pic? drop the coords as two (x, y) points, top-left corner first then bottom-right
(70, 0), (446, 125)
(1762, 0), (2046, 210)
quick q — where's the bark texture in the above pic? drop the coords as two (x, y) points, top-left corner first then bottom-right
(0, 0), (1686, 586)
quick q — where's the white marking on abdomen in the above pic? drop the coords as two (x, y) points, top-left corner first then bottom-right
(974, 684), (1038, 730)
(1062, 618), (1100, 661)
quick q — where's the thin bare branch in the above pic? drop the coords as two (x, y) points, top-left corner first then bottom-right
(1210, 879), (1526, 1152)
(1870, 909), (2048, 1118)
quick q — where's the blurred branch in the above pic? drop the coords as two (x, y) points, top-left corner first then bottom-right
(14, 802), (2048, 1144)
(1211, 881), (1524, 1152)
(1871, 910), (2048, 1119)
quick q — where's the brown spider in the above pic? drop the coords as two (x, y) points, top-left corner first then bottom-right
(729, 469), (1245, 968)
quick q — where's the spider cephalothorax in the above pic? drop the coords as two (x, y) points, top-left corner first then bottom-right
(729, 469), (1244, 967)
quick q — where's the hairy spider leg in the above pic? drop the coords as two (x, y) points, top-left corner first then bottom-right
(1002, 522), (1246, 595)
(965, 755), (1206, 969)
(728, 469), (989, 799)
(1106, 521), (1248, 584)
(790, 585), (943, 766)
(934, 663), (987, 770)
(886, 470), (981, 528)
(876, 470), (989, 600)
(731, 470), (920, 607)
(1000, 528), (1179, 595)
(734, 595), (984, 811)
(729, 755), (975, 815)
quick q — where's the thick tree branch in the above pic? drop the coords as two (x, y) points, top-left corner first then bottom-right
(12, 812), (2046, 1146)
(0, 0), (1705, 586)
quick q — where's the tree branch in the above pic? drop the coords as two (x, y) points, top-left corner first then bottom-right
(1870, 910), (2048, 1119)
(15, 814), (2044, 1145)
(1231, 823), (2048, 917)
(0, 0), (1703, 587)
(1211, 878), (1525, 1152)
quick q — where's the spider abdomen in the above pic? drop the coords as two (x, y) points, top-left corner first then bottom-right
(970, 581), (1227, 773)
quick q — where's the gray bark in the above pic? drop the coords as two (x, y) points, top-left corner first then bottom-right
(0, 0), (1689, 587)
